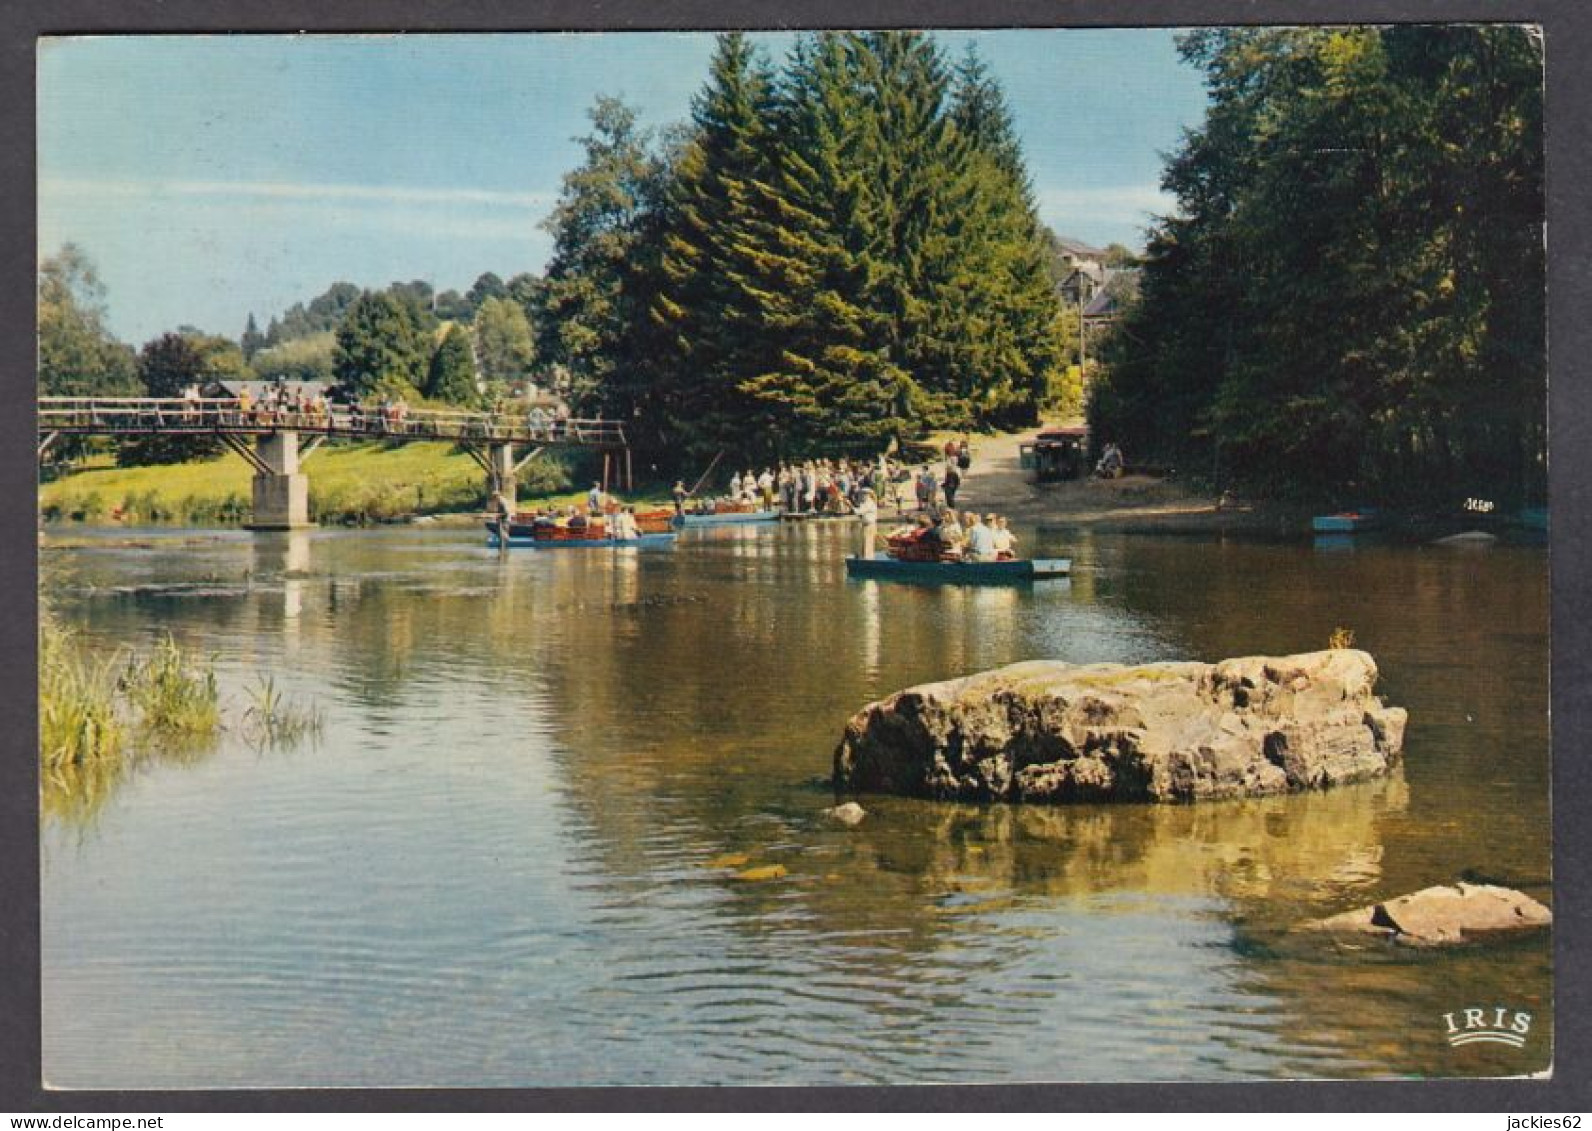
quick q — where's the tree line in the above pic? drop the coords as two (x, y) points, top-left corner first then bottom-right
(38, 249), (544, 464)
(535, 32), (1073, 468)
(1087, 26), (1546, 506)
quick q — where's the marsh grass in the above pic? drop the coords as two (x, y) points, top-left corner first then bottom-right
(121, 632), (220, 738)
(243, 674), (324, 748)
(38, 612), (124, 772)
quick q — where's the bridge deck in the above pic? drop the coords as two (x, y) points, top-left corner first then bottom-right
(38, 397), (627, 449)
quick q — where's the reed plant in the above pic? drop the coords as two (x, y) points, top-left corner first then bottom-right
(242, 674), (324, 747)
(121, 632), (220, 738)
(38, 611), (124, 772)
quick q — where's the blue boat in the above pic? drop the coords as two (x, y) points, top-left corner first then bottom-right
(672, 508), (781, 528)
(1311, 509), (1381, 534)
(845, 553), (1070, 584)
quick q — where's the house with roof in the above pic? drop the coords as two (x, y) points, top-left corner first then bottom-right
(1081, 268), (1142, 327)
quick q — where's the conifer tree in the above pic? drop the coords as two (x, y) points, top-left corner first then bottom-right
(648, 33), (785, 461)
(426, 323), (479, 405)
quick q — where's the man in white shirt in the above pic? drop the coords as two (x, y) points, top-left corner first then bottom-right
(855, 487), (879, 559)
(965, 513), (996, 562)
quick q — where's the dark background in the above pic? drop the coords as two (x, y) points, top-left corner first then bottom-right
(3, 0), (1587, 1113)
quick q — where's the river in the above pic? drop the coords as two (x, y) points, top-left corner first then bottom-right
(40, 520), (1551, 1087)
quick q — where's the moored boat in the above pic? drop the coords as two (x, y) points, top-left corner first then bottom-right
(673, 504), (781, 528)
(1311, 509), (1381, 534)
(845, 552), (1070, 584)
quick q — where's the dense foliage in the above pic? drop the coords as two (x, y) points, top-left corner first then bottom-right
(1088, 26), (1545, 506)
(118, 332), (245, 465)
(535, 33), (1069, 467)
(426, 323), (480, 405)
(333, 291), (434, 398)
(38, 244), (137, 398)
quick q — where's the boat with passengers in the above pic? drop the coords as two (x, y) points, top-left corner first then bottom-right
(845, 522), (1069, 584)
(486, 505), (677, 549)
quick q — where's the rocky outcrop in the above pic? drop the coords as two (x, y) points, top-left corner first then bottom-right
(1303, 883), (1551, 946)
(833, 649), (1406, 804)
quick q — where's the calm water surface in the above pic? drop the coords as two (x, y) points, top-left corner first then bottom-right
(40, 522), (1551, 1086)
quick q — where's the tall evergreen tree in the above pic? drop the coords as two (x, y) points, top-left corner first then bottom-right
(426, 323), (479, 404)
(333, 290), (430, 397)
(732, 32), (919, 456)
(240, 313), (266, 360)
(647, 32), (787, 461)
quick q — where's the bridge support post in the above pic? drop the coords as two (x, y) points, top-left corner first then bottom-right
(247, 431), (310, 530)
(489, 442), (515, 507)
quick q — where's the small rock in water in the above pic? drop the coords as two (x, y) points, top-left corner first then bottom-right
(733, 864), (788, 882)
(824, 802), (868, 827)
(1302, 882), (1551, 946)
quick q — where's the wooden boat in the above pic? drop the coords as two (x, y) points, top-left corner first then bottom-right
(1311, 509), (1382, 534)
(845, 552), (1070, 583)
(485, 515), (677, 549)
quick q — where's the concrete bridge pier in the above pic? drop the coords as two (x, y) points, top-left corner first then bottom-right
(489, 442), (516, 508)
(246, 432), (310, 530)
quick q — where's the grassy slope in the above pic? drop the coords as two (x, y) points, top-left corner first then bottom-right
(39, 441), (596, 525)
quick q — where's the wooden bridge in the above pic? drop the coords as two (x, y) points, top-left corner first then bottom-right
(38, 396), (631, 530)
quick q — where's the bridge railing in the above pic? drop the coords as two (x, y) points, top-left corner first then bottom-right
(37, 397), (627, 447)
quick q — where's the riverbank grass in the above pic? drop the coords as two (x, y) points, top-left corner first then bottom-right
(40, 440), (562, 526)
(39, 614), (124, 772)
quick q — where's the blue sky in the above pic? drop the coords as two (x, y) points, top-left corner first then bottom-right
(39, 31), (1210, 346)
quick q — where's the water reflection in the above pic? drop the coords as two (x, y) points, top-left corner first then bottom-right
(39, 524), (1551, 1085)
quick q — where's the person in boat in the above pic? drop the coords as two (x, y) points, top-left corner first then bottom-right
(854, 486), (879, 557)
(758, 468), (775, 510)
(672, 480), (688, 516)
(992, 515), (1016, 560)
(965, 513), (996, 562)
(938, 508), (965, 549)
(613, 507), (640, 540)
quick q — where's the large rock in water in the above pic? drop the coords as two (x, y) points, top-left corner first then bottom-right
(833, 649), (1406, 803)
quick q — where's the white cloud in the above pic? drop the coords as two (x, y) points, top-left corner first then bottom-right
(41, 176), (554, 212)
